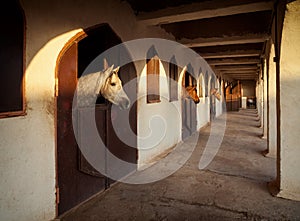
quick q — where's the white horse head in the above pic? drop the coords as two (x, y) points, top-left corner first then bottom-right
(100, 65), (130, 109)
(76, 60), (130, 110)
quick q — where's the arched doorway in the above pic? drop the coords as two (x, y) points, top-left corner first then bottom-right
(181, 63), (197, 140)
(56, 24), (137, 215)
(210, 74), (216, 120)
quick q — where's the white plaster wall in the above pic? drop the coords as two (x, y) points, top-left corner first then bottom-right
(197, 101), (209, 130)
(260, 78), (264, 127)
(215, 79), (223, 118)
(196, 73), (209, 130)
(256, 77), (263, 127)
(137, 61), (181, 168)
(242, 97), (247, 109)
(260, 80), (264, 128)
(278, 0), (300, 201)
(0, 0), (175, 220)
(255, 82), (258, 106)
(0, 28), (83, 221)
(207, 76), (212, 121)
(242, 81), (256, 97)
(263, 59), (268, 138)
(267, 44), (277, 157)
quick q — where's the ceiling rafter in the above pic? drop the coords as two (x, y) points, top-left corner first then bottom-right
(201, 50), (261, 59)
(137, 0), (274, 26)
(221, 70), (259, 74)
(214, 65), (259, 70)
(206, 58), (260, 65)
(180, 34), (270, 47)
(125, 0), (276, 82)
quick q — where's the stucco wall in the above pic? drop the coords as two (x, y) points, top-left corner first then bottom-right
(242, 81), (256, 97)
(278, 0), (300, 201)
(137, 60), (181, 167)
(0, 0), (174, 220)
(197, 73), (209, 129)
(215, 80), (223, 118)
(267, 44), (277, 157)
(256, 76), (263, 128)
(263, 59), (268, 138)
(0, 0), (224, 219)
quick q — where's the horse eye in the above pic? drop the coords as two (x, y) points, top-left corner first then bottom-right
(111, 82), (116, 86)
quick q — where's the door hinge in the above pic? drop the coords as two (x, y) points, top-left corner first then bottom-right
(55, 186), (60, 204)
(55, 78), (59, 97)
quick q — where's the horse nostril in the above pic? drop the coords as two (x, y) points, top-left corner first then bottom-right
(125, 99), (130, 109)
(120, 98), (130, 110)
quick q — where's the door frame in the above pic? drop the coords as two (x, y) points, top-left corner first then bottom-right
(54, 24), (138, 216)
(55, 31), (85, 217)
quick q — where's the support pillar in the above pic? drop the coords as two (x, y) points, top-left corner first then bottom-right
(276, 0), (300, 201)
(262, 59), (268, 139)
(266, 44), (277, 158)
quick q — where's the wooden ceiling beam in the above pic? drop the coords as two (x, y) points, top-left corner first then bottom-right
(207, 58), (260, 65)
(224, 73), (258, 78)
(221, 70), (259, 74)
(201, 50), (261, 59)
(180, 34), (269, 47)
(137, 0), (274, 26)
(227, 74), (257, 75)
(215, 65), (259, 71)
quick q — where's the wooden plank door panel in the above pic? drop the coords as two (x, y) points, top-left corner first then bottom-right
(57, 42), (106, 215)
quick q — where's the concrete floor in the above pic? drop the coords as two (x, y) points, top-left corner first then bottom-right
(59, 109), (300, 221)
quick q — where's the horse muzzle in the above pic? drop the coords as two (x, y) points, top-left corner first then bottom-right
(119, 97), (130, 110)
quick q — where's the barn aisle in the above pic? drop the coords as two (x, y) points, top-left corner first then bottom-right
(59, 109), (300, 221)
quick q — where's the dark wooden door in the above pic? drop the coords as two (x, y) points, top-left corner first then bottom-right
(181, 72), (197, 140)
(57, 25), (137, 215)
(210, 75), (216, 120)
(57, 42), (107, 215)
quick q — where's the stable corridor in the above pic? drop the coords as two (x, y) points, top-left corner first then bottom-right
(59, 109), (300, 221)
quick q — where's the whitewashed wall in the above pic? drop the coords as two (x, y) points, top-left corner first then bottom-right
(215, 79), (223, 118)
(137, 61), (181, 168)
(277, 0), (300, 201)
(0, 0), (173, 220)
(0, 0), (230, 219)
(263, 59), (268, 138)
(267, 44), (277, 157)
(197, 73), (209, 129)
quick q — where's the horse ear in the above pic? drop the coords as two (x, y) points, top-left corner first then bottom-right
(103, 58), (109, 70)
(113, 66), (120, 75)
(107, 64), (114, 74)
(103, 64), (114, 79)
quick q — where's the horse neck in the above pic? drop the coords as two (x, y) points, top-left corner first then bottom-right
(97, 71), (109, 93)
(182, 86), (192, 99)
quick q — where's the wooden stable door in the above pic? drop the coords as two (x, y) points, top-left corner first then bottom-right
(57, 42), (107, 215)
(57, 25), (137, 215)
(181, 72), (197, 140)
(210, 77), (216, 120)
